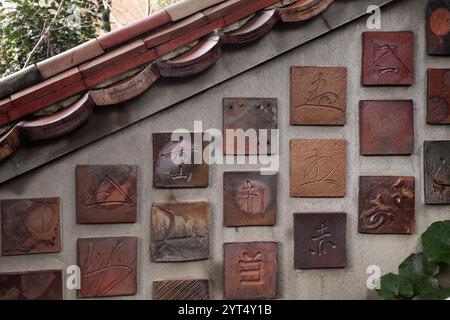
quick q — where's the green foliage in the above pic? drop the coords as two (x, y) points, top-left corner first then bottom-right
(376, 221), (450, 300)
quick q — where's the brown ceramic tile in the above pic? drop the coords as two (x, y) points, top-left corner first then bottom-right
(290, 139), (346, 198)
(1, 198), (61, 256)
(223, 98), (277, 155)
(0, 270), (63, 300)
(166, 0), (225, 21)
(153, 132), (209, 188)
(427, 69), (450, 124)
(223, 171), (277, 227)
(224, 242), (277, 300)
(361, 32), (414, 86)
(294, 213), (347, 269)
(291, 66), (347, 126)
(77, 237), (137, 298)
(153, 279), (209, 300)
(0, 125), (22, 162)
(223, 0), (280, 25)
(76, 165), (137, 224)
(277, 0), (334, 23)
(424, 140), (450, 204)
(202, 0), (253, 23)
(151, 202), (209, 262)
(0, 64), (42, 100)
(427, 0), (450, 55)
(358, 176), (415, 234)
(359, 100), (414, 156)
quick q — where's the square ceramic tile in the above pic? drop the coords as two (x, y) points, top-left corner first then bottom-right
(427, 69), (450, 124)
(153, 280), (209, 300)
(424, 140), (450, 204)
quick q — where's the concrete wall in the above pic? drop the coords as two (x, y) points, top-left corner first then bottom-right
(0, 0), (449, 300)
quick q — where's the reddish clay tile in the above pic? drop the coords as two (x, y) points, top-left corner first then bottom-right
(223, 0), (281, 25)
(79, 40), (148, 78)
(98, 10), (171, 50)
(83, 50), (157, 88)
(11, 68), (82, 107)
(278, 0), (334, 22)
(220, 9), (279, 44)
(202, 0), (253, 22)
(166, 0), (226, 21)
(427, 68), (450, 124)
(143, 13), (208, 49)
(90, 64), (159, 106)
(0, 125), (22, 161)
(359, 100), (414, 156)
(153, 279), (210, 300)
(157, 36), (221, 77)
(0, 98), (13, 125)
(424, 140), (450, 204)
(361, 32), (414, 86)
(427, 0), (450, 55)
(0, 65), (42, 100)
(37, 39), (104, 79)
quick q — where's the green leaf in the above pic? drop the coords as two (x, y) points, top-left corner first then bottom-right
(399, 253), (439, 280)
(413, 277), (439, 297)
(376, 273), (414, 300)
(422, 221), (450, 264)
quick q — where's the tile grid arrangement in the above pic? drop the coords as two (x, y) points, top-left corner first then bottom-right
(1, 0), (450, 300)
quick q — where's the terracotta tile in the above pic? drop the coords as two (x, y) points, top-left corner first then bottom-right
(76, 165), (137, 224)
(153, 279), (210, 300)
(1, 198), (61, 256)
(0, 65), (42, 100)
(223, 98), (278, 155)
(0, 125), (22, 161)
(294, 212), (346, 269)
(79, 40), (147, 78)
(37, 39), (104, 79)
(361, 32), (414, 86)
(427, 69), (450, 124)
(223, 0), (281, 25)
(151, 202), (209, 262)
(98, 10), (171, 50)
(224, 242), (277, 300)
(290, 139), (346, 198)
(291, 66), (347, 126)
(359, 100), (414, 155)
(223, 171), (277, 227)
(427, 0), (450, 55)
(359, 176), (415, 234)
(77, 237), (137, 298)
(153, 132), (209, 188)
(157, 36), (221, 77)
(0, 270), (63, 300)
(202, 0), (253, 22)
(0, 98), (13, 125)
(424, 140), (450, 204)
(166, 0), (226, 21)
(278, 0), (334, 22)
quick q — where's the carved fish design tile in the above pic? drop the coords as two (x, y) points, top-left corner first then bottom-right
(424, 140), (450, 204)
(358, 176), (415, 234)
(153, 279), (209, 300)
(151, 202), (209, 262)
(427, 69), (450, 124)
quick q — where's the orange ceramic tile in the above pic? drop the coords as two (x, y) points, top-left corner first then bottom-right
(202, 0), (253, 22)
(224, 0), (281, 25)
(166, 0), (226, 21)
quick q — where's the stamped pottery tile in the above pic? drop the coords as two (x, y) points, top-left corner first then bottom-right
(151, 202), (209, 262)
(77, 236), (137, 298)
(359, 100), (414, 156)
(427, 69), (450, 124)
(291, 66), (347, 126)
(153, 279), (209, 300)
(294, 213), (347, 269)
(153, 132), (209, 188)
(362, 32), (414, 86)
(358, 176), (415, 234)
(290, 139), (346, 198)
(1, 198), (61, 256)
(76, 165), (137, 224)
(223, 98), (277, 155)
(224, 242), (277, 300)
(223, 171), (277, 227)
(424, 141), (450, 204)
(427, 0), (450, 55)
(0, 270), (63, 300)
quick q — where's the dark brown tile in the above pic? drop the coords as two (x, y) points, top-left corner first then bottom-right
(1, 198), (61, 256)
(153, 133), (209, 188)
(427, 69), (450, 124)
(223, 171), (277, 227)
(359, 100), (414, 155)
(424, 140), (450, 204)
(153, 279), (209, 300)
(358, 176), (415, 234)
(76, 165), (137, 224)
(223, 242), (277, 300)
(291, 66), (347, 126)
(427, 0), (450, 55)
(151, 202), (209, 262)
(0, 270), (63, 300)
(223, 98), (277, 155)
(362, 32), (414, 86)
(290, 139), (346, 198)
(294, 213), (347, 269)
(77, 237), (137, 298)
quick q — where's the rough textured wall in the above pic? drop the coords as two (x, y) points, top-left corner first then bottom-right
(0, 0), (449, 299)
